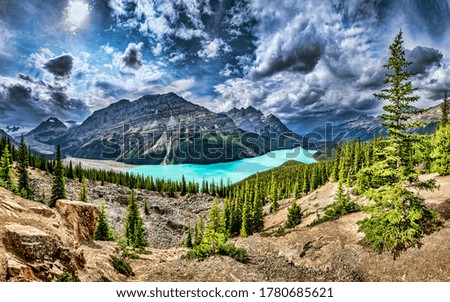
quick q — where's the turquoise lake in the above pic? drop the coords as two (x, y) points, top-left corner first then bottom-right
(127, 147), (316, 184)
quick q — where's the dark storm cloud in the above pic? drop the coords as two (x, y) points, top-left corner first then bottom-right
(94, 80), (129, 97)
(122, 43), (142, 69)
(406, 46), (443, 75)
(43, 54), (74, 78)
(0, 74), (90, 125)
(250, 41), (325, 79)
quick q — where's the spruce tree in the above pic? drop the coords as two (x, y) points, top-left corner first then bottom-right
(286, 201), (302, 228)
(357, 30), (439, 256)
(252, 184), (264, 233)
(144, 200), (150, 215)
(0, 145), (16, 191)
(185, 221), (193, 248)
(208, 198), (222, 233)
(124, 190), (148, 249)
(431, 120), (450, 175)
(240, 194), (252, 237)
(440, 91), (449, 127)
(94, 202), (114, 241)
(79, 177), (88, 202)
(50, 145), (66, 207)
(181, 175), (187, 196)
(17, 136), (32, 198)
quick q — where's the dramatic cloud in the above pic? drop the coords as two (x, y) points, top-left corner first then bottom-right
(121, 42), (143, 70)
(43, 54), (74, 78)
(1, 0), (449, 132)
(0, 74), (90, 126)
(407, 46), (443, 75)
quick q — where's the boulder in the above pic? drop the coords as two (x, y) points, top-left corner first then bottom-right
(56, 200), (99, 243)
(3, 224), (60, 262)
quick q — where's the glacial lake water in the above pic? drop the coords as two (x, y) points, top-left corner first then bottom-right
(127, 147), (316, 184)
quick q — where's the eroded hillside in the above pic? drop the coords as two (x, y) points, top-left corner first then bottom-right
(1, 172), (449, 282)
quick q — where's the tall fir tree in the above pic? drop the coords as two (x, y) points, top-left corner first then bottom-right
(208, 198), (223, 233)
(17, 135), (32, 198)
(286, 201), (302, 228)
(440, 91), (449, 127)
(124, 190), (148, 249)
(431, 94), (450, 175)
(94, 202), (115, 241)
(185, 221), (193, 248)
(0, 145), (16, 191)
(50, 145), (66, 207)
(78, 177), (88, 202)
(357, 30), (439, 256)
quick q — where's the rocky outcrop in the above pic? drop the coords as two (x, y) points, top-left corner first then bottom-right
(0, 189), (101, 281)
(56, 200), (99, 244)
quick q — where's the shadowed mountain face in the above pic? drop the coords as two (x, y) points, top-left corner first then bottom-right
(56, 93), (302, 165)
(23, 117), (68, 155)
(0, 129), (14, 143)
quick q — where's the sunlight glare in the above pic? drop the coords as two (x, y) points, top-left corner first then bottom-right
(66, 0), (90, 32)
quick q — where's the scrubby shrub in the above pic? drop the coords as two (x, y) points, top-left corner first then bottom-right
(55, 271), (79, 282)
(110, 255), (134, 276)
(286, 201), (302, 228)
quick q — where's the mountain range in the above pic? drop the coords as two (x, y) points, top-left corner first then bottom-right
(312, 103), (442, 142)
(3, 93), (303, 164)
(0, 92), (443, 164)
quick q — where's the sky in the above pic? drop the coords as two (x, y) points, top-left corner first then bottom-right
(0, 0), (449, 134)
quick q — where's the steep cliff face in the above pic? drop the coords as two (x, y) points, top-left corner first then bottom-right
(0, 190), (99, 281)
(225, 106), (304, 149)
(59, 93), (273, 164)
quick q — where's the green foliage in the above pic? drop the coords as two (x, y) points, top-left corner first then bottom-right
(94, 202), (115, 241)
(0, 145), (16, 192)
(440, 92), (449, 127)
(431, 124), (450, 175)
(355, 30), (439, 255)
(124, 190), (148, 249)
(358, 184), (439, 257)
(55, 271), (79, 282)
(110, 255), (134, 276)
(50, 145), (66, 207)
(286, 201), (303, 228)
(17, 136), (31, 198)
(185, 221), (193, 248)
(143, 200), (150, 215)
(79, 177), (88, 202)
(309, 182), (359, 227)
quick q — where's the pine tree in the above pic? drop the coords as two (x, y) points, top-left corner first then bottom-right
(431, 122), (450, 175)
(240, 193), (252, 237)
(78, 177), (88, 202)
(50, 145), (66, 207)
(208, 198), (222, 233)
(440, 91), (449, 127)
(194, 216), (204, 246)
(94, 202), (114, 241)
(357, 30), (439, 256)
(17, 136), (31, 198)
(124, 190), (148, 249)
(181, 175), (187, 196)
(252, 183), (264, 233)
(0, 145), (16, 191)
(185, 221), (193, 248)
(286, 201), (302, 228)
(144, 200), (150, 215)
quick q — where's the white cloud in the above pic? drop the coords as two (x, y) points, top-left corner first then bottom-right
(197, 38), (232, 59)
